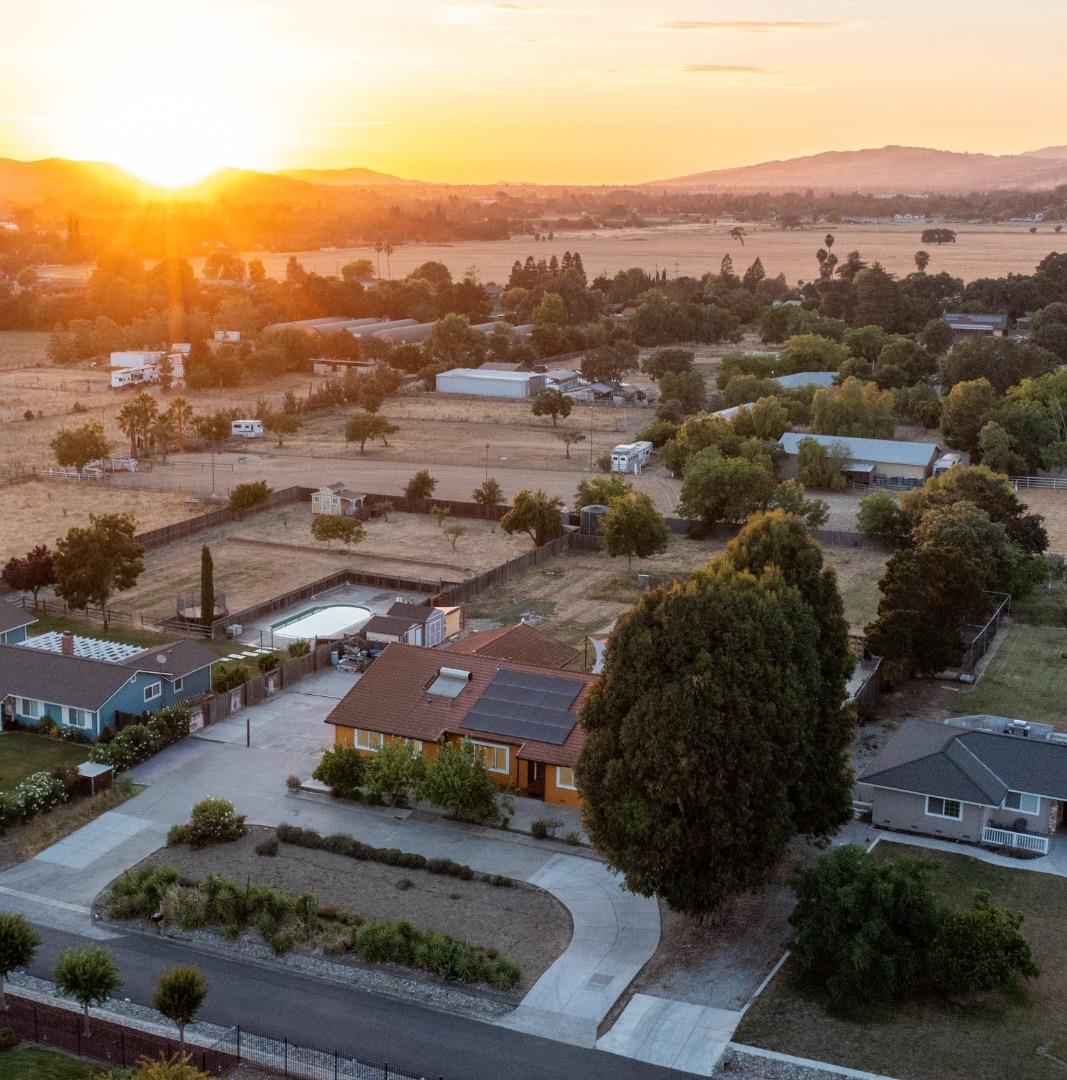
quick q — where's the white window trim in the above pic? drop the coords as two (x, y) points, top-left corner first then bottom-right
(144, 681), (162, 703)
(925, 796), (963, 821)
(172, 676), (184, 694)
(64, 707), (93, 730)
(18, 697), (43, 719)
(472, 740), (510, 775)
(1003, 790), (1041, 816)
(355, 728), (385, 752)
(556, 766), (577, 791)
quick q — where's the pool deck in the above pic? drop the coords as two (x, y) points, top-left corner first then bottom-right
(237, 582), (428, 649)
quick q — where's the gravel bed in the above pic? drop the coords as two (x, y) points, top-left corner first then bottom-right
(717, 1049), (855, 1080)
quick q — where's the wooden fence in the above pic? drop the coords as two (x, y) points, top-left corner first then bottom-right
(432, 533), (576, 606)
(2, 992), (236, 1075)
(203, 641), (335, 723)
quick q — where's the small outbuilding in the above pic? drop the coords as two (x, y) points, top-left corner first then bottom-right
(311, 484), (367, 516)
(778, 432), (940, 486)
(435, 368), (546, 399)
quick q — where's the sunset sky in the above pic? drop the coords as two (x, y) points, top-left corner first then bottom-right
(1, 0), (1065, 187)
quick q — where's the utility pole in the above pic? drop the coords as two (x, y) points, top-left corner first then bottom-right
(485, 443), (489, 483)
(588, 406), (594, 471)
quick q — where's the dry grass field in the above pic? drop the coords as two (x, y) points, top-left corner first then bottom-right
(181, 221), (1067, 286)
(0, 479), (198, 559)
(0, 330), (51, 370)
(464, 533), (886, 649)
(112, 506), (536, 621)
(1019, 488), (1067, 552)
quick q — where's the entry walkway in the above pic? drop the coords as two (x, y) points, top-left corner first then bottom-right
(873, 830), (1067, 878)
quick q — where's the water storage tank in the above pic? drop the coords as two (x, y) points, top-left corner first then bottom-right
(580, 504), (610, 535)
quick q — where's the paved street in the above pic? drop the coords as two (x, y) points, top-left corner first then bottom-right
(24, 926), (689, 1080)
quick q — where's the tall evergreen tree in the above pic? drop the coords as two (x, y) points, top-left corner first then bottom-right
(578, 556), (852, 916)
(200, 545), (215, 625)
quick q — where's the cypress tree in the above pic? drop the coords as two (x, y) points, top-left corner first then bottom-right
(200, 545), (215, 625)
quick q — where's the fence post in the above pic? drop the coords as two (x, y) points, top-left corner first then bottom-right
(284, 1035), (289, 1077)
(237, 1025), (241, 1059)
(335, 1048), (339, 1080)
(33, 1004), (38, 1044)
(121, 1028), (126, 1066)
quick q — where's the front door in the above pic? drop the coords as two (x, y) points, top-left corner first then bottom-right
(527, 761), (545, 800)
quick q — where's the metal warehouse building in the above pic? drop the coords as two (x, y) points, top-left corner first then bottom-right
(778, 432), (941, 485)
(436, 368), (547, 399)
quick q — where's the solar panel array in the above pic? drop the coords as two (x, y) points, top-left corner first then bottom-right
(464, 669), (581, 745)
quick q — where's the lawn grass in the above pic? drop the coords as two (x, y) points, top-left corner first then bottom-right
(25, 613), (173, 649)
(0, 733), (88, 791)
(838, 575), (881, 630)
(1013, 587), (1066, 628)
(0, 1047), (117, 1079)
(734, 842), (1067, 1080)
(953, 622), (1067, 728)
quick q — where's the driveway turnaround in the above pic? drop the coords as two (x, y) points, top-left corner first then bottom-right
(0, 668), (660, 1056)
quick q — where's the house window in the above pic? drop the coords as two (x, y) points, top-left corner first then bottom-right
(66, 708), (93, 730)
(18, 698), (42, 719)
(355, 728), (385, 752)
(926, 796), (962, 820)
(556, 767), (577, 791)
(473, 741), (509, 774)
(1004, 791), (1040, 816)
(172, 677), (184, 694)
(144, 682), (162, 703)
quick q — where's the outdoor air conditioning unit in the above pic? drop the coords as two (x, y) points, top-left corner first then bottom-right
(226, 624), (243, 638)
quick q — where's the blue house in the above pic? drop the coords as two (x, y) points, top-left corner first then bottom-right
(0, 600), (34, 645)
(0, 630), (217, 740)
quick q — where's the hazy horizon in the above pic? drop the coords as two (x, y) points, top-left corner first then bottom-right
(3, 1), (1067, 188)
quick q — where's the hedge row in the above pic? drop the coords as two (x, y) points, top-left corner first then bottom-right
(274, 824), (513, 888)
(0, 769), (70, 829)
(90, 706), (190, 771)
(107, 864), (521, 991)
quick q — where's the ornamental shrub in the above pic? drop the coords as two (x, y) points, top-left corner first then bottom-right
(90, 707), (190, 771)
(168, 798), (246, 849)
(312, 746), (366, 799)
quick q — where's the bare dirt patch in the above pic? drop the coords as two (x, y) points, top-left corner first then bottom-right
(134, 827), (571, 993)
(1020, 489), (1067, 553)
(0, 479), (200, 559)
(113, 506), (535, 620)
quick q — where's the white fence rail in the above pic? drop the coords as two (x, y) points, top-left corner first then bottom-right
(1011, 475), (1067, 491)
(982, 826), (1049, 855)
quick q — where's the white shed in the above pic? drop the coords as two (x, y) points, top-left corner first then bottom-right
(435, 369), (546, 399)
(311, 485), (367, 516)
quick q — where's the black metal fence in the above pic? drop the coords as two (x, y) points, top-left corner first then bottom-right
(211, 1024), (442, 1080)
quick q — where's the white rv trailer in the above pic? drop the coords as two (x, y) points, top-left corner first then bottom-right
(231, 419), (264, 438)
(610, 441), (654, 474)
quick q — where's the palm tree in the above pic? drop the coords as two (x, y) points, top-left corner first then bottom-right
(374, 240), (384, 278)
(728, 226), (746, 246)
(914, 250), (931, 273)
(824, 232), (835, 250)
(384, 242), (394, 279)
(152, 412), (175, 463)
(167, 396), (194, 451)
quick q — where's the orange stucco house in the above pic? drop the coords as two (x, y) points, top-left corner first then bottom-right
(324, 641), (594, 809)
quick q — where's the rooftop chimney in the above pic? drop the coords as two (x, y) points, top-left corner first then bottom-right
(60, 631), (75, 656)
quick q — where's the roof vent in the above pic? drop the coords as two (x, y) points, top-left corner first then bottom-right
(156, 653), (168, 664)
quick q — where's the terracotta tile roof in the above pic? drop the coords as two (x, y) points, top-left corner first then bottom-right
(325, 643), (594, 767)
(444, 623), (580, 670)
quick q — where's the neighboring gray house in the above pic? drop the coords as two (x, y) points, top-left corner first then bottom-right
(857, 717), (1067, 855)
(942, 312), (1008, 340)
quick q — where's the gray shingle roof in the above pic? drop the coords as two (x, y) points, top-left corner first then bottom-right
(774, 371), (837, 390)
(858, 719), (1067, 805)
(0, 601), (34, 635)
(120, 640), (218, 678)
(779, 432), (940, 468)
(0, 642), (133, 711)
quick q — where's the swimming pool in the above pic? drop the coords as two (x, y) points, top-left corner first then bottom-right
(271, 604), (372, 641)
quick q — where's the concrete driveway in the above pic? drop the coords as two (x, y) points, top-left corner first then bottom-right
(0, 667), (659, 1050)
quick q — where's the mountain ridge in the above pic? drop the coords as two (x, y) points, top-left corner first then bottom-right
(650, 144), (1067, 193)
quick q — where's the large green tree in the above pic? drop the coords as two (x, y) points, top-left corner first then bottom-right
(600, 492), (670, 568)
(789, 845), (941, 1014)
(500, 489), (565, 547)
(722, 512), (854, 833)
(578, 556), (853, 916)
(53, 513), (144, 627)
(50, 420), (113, 470)
(678, 450), (776, 527)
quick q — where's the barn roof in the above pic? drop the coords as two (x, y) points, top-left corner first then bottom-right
(779, 432), (940, 468)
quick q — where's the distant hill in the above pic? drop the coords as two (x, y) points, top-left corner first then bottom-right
(0, 157), (151, 205)
(650, 145), (1067, 193)
(277, 166), (417, 187)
